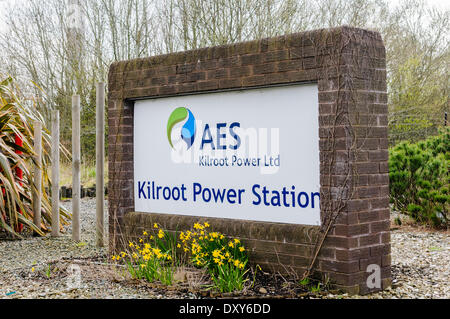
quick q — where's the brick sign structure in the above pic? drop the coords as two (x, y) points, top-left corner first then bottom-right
(107, 26), (390, 294)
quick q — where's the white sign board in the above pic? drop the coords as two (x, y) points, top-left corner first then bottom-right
(134, 84), (320, 225)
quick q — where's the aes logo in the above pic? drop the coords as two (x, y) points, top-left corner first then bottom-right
(167, 107), (197, 150)
(167, 107), (242, 151)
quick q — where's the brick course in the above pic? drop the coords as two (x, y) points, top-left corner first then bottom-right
(108, 26), (390, 294)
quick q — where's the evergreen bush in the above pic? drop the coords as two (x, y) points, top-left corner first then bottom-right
(389, 129), (449, 227)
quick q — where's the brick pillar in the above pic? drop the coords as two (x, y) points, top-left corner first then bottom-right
(317, 28), (390, 294)
(107, 98), (135, 253)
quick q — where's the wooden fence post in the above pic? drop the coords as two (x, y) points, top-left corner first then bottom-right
(96, 82), (105, 247)
(72, 95), (81, 242)
(51, 111), (60, 237)
(33, 121), (42, 234)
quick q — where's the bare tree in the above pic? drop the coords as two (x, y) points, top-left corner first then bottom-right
(0, 0), (447, 149)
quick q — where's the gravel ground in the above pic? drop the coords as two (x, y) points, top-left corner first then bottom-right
(0, 198), (448, 299)
(0, 199), (197, 299)
(0, 199), (106, 272)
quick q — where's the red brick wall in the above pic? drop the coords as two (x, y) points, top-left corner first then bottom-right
(107, 26), (390, 294)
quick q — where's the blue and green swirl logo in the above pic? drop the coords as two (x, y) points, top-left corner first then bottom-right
(167, 107), (196, 150)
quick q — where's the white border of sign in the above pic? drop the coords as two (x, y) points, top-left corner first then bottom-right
(134, 83), (321, 225)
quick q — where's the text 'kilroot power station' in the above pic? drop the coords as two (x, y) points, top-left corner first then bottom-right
(137, 181), (320, 209)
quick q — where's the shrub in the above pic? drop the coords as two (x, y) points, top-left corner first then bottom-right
(0, 77), (71, 236)
(389, 129), (449, 227)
